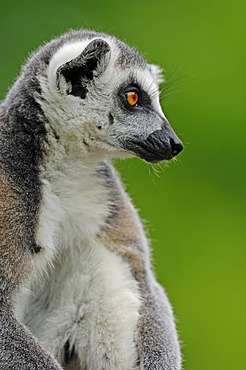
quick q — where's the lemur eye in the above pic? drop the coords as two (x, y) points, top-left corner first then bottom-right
(125, 91), (139, 107)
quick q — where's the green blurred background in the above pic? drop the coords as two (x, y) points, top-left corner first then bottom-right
(1, 0), (245, 369)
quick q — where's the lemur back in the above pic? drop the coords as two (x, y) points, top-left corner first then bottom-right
(0, 30), (183, 369)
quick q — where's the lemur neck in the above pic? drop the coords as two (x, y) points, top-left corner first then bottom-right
(41, 154), (114, 238)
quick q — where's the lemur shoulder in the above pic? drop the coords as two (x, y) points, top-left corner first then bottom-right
(0, 29), (183, 369)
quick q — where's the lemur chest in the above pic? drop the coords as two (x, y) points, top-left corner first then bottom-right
(15, 174), (141, 367)
(15, 170), (111, 326)
(19, 227), (141, 368)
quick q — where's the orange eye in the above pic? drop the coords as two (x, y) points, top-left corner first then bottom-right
(126, 91), (139, 107)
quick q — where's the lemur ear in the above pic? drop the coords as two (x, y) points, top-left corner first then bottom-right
(56, 39), (111, 98)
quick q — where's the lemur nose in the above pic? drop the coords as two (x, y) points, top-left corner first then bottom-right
(169, 138), (183, 157)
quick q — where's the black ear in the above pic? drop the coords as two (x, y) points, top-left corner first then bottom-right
(56, 39), (111, 98)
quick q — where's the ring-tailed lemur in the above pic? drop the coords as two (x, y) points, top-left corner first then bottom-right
(0, 29), (183, 369)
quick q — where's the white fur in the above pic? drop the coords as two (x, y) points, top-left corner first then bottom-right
(16, 154), (141, 369)
(27, 238), (140, 369)
(15, 182), (64, 322)
(148, 64), (165, 85)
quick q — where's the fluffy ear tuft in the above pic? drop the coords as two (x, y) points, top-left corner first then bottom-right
(56, 39), (111, 98)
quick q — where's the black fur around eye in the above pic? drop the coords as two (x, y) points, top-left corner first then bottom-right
(118, 83), (152, 111)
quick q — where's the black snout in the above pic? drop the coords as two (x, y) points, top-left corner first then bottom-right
(146, 124), (183, 161)
(170, 138), (183, 156)
(121, 121), (183, 163)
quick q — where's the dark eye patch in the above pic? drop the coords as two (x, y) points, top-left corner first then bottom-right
(117, 82), (152, 112)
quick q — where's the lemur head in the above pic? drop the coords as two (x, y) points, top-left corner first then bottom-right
(37, 31), (183, 163)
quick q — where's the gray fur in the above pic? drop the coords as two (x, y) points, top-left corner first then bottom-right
(0, 310), (61, 369)
(0, 29), (183, 369)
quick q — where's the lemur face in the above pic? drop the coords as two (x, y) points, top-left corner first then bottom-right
(39, 38), (183, 163)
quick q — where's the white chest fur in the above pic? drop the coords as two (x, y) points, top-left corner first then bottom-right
(15, 161), (141, 369)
